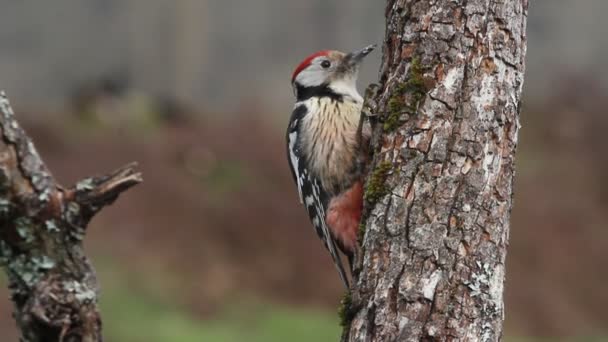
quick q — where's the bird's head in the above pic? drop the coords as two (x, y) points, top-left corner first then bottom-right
(291, 44), (376, 102)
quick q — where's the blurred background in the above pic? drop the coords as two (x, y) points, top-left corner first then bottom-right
(0, 1), (606, 341)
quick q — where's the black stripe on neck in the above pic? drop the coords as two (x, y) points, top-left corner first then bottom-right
(295, 83), (343, 102)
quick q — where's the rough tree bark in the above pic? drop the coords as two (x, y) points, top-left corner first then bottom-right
(345, 1), (527, 341)
(0, 92), (142, 341)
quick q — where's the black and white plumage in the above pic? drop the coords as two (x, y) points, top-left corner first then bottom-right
(285, 46), (375, 288)
(287, 102), (350, 287)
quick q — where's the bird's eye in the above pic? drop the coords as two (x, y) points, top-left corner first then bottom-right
(321, 60), (331, 69)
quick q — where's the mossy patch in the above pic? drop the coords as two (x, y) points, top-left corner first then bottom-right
(338, 292), (354, 328)
(383, 57), (427, 131)
(359, 161), (393, 245)
(357, 222), (367, 245)
(363, 161), (392, 204)
(384, 94), (405, 132)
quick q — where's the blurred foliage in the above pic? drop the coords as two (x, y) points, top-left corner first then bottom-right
(102, 295), (340, 342)
(198, 160), (248, 200)
(100, 273), (340, 342)
(0, 251), (606, 341)
(96, 260), (605, 342)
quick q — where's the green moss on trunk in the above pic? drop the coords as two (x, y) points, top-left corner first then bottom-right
(363, 161), (392, 204)
(338, 292), (354, 327)
(383, 57), (427, 132)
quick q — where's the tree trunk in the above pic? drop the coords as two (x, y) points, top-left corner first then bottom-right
(345, 1), (527, 341)
(0, 92), (141, 341)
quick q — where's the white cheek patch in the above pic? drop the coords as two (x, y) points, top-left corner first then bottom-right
(296, 68), (326, 88)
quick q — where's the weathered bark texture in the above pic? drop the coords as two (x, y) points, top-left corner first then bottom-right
(0, 93), (141, 341)
(346, 1), (527, 341)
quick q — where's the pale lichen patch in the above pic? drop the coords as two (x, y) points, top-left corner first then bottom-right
(76, 177), (95, 191)
(64, 280), (97, 303)
(45, 220), (59, 233)
(488, 264), (505, 314)
(422, 269), (443, 300)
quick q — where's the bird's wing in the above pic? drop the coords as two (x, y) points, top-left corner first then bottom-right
(286, 104), (350, 288)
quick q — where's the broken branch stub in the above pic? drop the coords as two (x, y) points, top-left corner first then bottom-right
(0, 92), (142, 342)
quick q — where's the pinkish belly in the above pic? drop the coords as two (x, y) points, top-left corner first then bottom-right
(325, 181), (363, 253)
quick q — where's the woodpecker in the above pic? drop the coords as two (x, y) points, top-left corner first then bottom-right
(286, 45), (375, 287)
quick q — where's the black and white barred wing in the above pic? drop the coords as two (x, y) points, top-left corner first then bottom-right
(286, 105), (350, 287)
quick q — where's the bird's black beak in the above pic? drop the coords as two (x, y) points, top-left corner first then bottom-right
(343, 44), (376, 69)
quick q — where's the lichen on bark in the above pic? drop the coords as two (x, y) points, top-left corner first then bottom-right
(0, 92), (142, 342)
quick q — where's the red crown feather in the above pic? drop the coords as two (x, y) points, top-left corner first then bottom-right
(291, 50), (331, 83)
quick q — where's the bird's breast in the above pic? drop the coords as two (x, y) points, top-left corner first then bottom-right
(300, 97), (362, 194)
